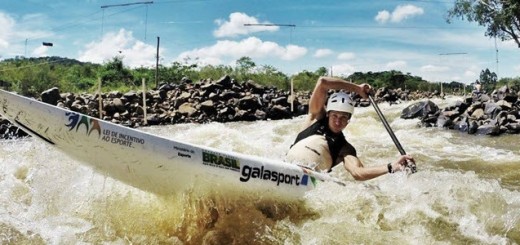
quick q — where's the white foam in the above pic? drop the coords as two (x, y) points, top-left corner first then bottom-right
(1, 97), (519, 243)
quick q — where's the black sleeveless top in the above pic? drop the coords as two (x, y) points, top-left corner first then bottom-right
(291, 117), (357, 170)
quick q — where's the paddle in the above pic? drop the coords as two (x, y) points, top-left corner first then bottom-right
(368, 95), (417, 173)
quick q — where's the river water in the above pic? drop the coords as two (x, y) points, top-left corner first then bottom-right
(1, 96), (519, 244)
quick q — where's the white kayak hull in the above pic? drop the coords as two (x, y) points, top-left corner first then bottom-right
(0, 90), (340, 200)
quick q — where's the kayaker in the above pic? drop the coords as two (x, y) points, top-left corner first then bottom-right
(286, 76), (415, 180)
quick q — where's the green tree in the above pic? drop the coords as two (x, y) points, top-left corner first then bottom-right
(234, 56), (256, 82)
(236, 56), (256, 71)
(253, 65), (289, 90)
(479, 68), (498, 91)
(61, 64), (98, 92)
(497, 76), (520, 91)
(160, 61), (199, 84)
(291, 67), (328, 91)
(447, 0), (520, 48)
(130, 66), (159, 89)
(315, 67), (328, 77)
(197, 64), (233, 82)
(98, 57), (134, 88)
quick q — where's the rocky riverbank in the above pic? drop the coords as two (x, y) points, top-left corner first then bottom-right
(0, 75), (457, 139)
(401, 85), (520, 135)
(1, 75), (299, 139)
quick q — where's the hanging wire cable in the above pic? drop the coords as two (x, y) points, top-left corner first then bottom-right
(494, 36), (499, 77)
(144, 4), (149, 41)
(99, 2), (153, 41)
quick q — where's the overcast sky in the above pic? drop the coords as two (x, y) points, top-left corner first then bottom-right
(1, 0), (519, 84)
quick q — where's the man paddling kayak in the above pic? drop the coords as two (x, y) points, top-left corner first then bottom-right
(286, 76), (415, 180)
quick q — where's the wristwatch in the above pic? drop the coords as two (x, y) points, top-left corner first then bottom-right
(387, 162), (394, 173)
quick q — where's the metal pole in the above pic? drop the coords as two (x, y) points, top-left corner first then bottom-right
(98, 78), (103, 119)
(142, 78), (148, 125)
(494, 37), (499, 78)
(243, 23), (295, 27)
(290, 78), (294, 112)
(101, 1), (153, 8)
(155, 36), (160, 88)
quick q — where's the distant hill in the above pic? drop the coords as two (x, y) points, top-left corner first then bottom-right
(0, 56), (97, 67)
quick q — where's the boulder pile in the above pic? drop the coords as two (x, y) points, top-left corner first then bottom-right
(0, 75), (448, 139)
(46, 75), (310, 127)
(401, 85), (520, 135)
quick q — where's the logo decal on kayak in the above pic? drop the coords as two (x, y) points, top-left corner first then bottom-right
(174, 146), (194, 158)
(240, 165), (315, 187)
(65, 112), (101, 137)
(301, 168), (317, 187)
(202, 150), (240, 172)
(65, 112), (145, 148)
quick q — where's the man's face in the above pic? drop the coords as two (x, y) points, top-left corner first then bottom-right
(328, 110), (351, 133)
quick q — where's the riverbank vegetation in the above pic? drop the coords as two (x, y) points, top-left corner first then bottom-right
(0, 56), (518, 97)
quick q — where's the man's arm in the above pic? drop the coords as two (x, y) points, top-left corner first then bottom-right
(308, 76), (371, 120)
(342, 155), (414, 181)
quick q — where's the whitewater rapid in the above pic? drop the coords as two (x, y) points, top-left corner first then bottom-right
(1, 96), (519, 244)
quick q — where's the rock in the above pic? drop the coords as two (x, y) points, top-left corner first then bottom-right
(173, 92), (191, 109)
(244, 80), (265, 94)
(219, 90), (238, 101)
(200, 83), (223, 96)
(267, 105), (290, 120)
(468, 120), (479, 134)
(235, 109), (257, 121)
(238, 95), (261, 111)
(505, 122), (520, 134)
(107, 91), (122, 99)
(178, 102), (197, 117)
(454, 118), (468, 132)
(271, 96), (289, 106)
(200, 100), (217, 115)
(401, 100), (439, 119)
(483, 102), (500, 119)
(476, 124), (501, 135)
(181, 76), (192, 84)
(123, 91), (139, 101)
(255, 109), (267, 120)
(218, 106), (236, 121)
(158, 83), (175, 92)
(503, 93), (518, 103)
(215, 75), (233, 89)
(112, 98), (126, 113)
(41, 87), (60, 105)
(471, 108), (485, 120)
(146, 113), (161, 125)
(436, 114), (453, 128)
(496, 100), (512, 110)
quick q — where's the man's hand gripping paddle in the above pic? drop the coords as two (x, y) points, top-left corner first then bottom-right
(368, 95), (417, 174)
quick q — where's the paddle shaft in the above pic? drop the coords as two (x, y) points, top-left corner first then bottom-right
(368, 95), (417, 173)
(368, 95), (406, 155)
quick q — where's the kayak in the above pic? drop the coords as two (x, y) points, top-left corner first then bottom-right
(0, 89), (343, 200)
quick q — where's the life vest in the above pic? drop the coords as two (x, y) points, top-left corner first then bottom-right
(291, 117), (356, 170)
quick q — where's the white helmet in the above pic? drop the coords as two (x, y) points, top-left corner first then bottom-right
(326, 92), (355, 114)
